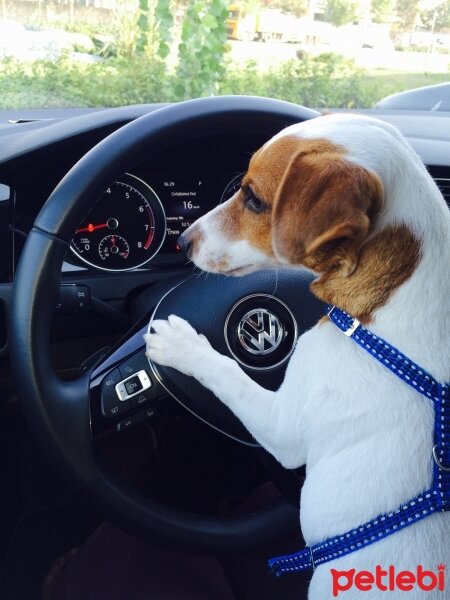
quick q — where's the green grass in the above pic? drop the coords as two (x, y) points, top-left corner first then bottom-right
(362, 71), (449, 96)
(0, 53), (448, 110)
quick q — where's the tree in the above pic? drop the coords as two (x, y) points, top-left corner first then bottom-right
(421, 2), (450, 32)
(175, 0), (229, 99)
(235, 0), (264, 16)
(270, 0), (309, 18)
(371, 0), (394, 23)
(395, 0), (420, 31)
(113, 0), (143, 59)
(322, 0), (359, 26)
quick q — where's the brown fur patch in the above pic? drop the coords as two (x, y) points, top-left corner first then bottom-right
(273, 151), (383, 275)
(216, 136), (347, 256)
(246, 136), (346, 206)
(207, 255), (231, 272)
(312, 225), (422, 322)
(269, 145), (420, 321)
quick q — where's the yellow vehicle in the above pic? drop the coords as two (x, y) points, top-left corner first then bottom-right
(227, 3), (299, 42)
(227, 4), (246, 40)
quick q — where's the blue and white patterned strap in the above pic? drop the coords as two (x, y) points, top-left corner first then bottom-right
(326, 306), (449, 483)
(268, 305), (449, 577)
(326, 305), (443, 403)
(269, 488), (441, 576)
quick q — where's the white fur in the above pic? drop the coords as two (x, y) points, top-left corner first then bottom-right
(145, 114), (450, 599)
(186, 199), (279, 275)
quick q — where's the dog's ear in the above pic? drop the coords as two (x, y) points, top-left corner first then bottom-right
(272, 152), (383, 274)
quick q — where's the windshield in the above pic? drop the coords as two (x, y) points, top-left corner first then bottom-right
(0, 0), (449, 109)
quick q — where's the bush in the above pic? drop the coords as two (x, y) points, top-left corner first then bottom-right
(220, 53), (382, 108)
(0, 51), (448, 110)
(0, 56), (173, 108)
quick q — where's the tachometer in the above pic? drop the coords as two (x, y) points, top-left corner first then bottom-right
(70, 173), (166, 271)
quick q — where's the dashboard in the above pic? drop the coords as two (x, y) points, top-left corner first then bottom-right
(4, 124), (272, 282)
(0, 107), (449, 281)
(0, 103), (449, 369)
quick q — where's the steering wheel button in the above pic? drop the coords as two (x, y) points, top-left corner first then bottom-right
(124, 376), (142, 395)
(116, 383), (127, 399)
(116, 410), (150, 432)
(118, 349), (150, 380)
(115, 370), (152, 401)
(132, 392), (150, 408)
(117, 417), (134, 432)
(103, 398), (130, 418)
(101, 368), (121, 388)
(100, 368), (132, 418)
(121, 364), (135, 376)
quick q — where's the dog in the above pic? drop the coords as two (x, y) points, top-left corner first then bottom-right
(144, 113), (450, 598)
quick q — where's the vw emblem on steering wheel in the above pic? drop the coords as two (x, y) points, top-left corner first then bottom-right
(238, 309), (283, 356)
(224, 294), (298, 371)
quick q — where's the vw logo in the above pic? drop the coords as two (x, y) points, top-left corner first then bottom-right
(224, 294), (298, 371)
(238, 309), (284, 355)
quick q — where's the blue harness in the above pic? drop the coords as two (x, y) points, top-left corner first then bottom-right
(269, 305), (450, 576)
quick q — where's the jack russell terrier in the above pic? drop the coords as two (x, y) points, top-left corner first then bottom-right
(144, 114), (450, 599)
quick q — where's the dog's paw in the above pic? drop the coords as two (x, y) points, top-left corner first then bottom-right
(144, 315), (212, 377)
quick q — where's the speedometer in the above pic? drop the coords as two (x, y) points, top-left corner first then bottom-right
(70, 173), (166, 271)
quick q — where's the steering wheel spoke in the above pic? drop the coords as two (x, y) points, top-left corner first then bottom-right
(89, 327), (174, 440)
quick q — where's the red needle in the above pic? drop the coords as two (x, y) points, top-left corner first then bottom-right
(76, 222), (108, 233)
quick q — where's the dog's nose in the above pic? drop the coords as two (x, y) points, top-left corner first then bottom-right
(177, 231), (193, 257)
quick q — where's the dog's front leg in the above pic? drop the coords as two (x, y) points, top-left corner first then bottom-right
(144, 315), (304, 467)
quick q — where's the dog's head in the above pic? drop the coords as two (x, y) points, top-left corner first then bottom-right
(179, 117), (384, 279)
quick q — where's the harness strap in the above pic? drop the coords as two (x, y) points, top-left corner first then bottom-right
(269, 306), (449, 577)
(327, 306), (442, 403)
(269, 488), (441, 575)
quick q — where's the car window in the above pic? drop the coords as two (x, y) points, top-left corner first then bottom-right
(0, 0), (449, 109)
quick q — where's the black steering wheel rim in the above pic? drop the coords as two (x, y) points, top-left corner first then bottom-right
(9, 96), (319, 552)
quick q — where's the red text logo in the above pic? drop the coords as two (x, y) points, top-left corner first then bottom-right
(331, 565), (446, 597)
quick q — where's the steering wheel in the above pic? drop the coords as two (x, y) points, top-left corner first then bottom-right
(10, 96), (323, 553)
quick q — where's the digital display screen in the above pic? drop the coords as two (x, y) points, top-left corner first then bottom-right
(148, 174), (222, 254)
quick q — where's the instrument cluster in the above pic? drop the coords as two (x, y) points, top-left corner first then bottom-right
(70, 170), (243, 272)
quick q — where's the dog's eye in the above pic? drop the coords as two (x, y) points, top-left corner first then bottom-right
(244, 190), (266, 214)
